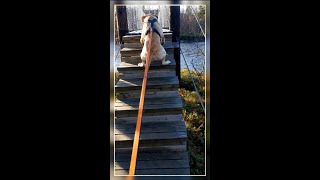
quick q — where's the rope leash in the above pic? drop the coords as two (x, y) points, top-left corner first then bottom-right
(128, 28), (154, 176)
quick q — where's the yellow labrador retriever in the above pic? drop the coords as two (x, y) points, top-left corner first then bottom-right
(138, 14), (171, 67)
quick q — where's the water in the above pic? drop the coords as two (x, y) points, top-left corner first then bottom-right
(114, 41), (205, 73)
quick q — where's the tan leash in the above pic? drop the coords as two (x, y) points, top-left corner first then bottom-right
(128, 30), (153, 176)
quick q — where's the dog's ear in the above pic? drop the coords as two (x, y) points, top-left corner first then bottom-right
(141, 16), (147, 22)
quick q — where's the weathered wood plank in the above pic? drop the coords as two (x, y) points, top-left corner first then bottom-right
(115, 131), (187, 142)
(116, 90), (179, 99)
(115, 125), (185, 135)
(120, 47), (174, 57)
(115, 108), (182, 118)
(115, 96), (182, 105)
(116, 151), (188, 162)
(123, 42), (173, 48)
(115, 159), (189, 170)
(115, 138), (187, 148)
(117, 59), (176, 70)
(115, 145), (187, 154)
(116, 76), (179, 88)
(115, 168), (190, 175)
(116, 86), (179, 94)
(115, 118), (184, 128)
(115, 114), (183, 124)
(115, 102), (182, 111)
(120, 51), (174, 63)
(119, 69), (176, 79)
(123, 33), (172, 43)
(122, 33), (172, 43)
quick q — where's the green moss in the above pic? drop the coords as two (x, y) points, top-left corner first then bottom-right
(179, 68), (205, 175)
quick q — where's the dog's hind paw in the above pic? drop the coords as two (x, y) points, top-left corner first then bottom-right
(162, 60), (171, 65)
(138, 62), (145, 67)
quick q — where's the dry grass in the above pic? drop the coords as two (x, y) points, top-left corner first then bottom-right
(179, 68), (205, 175)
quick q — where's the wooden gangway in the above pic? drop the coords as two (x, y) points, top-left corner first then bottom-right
(114, 31), (190, 175)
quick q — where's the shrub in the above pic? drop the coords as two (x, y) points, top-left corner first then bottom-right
(179, 69), (205, 175)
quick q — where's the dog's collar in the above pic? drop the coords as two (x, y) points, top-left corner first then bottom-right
(145, 28), (161, 37)
(148, 19), (157, 29)
(145, 19), (161, 38)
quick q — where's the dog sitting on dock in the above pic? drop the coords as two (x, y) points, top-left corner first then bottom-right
(138, 14), (171, 67)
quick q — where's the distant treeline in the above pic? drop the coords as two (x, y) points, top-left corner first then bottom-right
(180, 6), (205, 41)
(115, 6), (206, 42)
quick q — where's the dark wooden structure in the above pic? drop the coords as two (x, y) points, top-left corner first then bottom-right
(170, 5), (181, 81)
(114, 6), (188, 175)
(116, 6), (129, 44)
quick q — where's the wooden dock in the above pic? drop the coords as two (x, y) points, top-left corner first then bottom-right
(114, 32), (190, 175)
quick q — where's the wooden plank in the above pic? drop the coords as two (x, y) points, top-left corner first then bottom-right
(116, 151), (188, 162)
(123, 42), (173, 48)
(115, 102), (182, 111)
(115, 145), (187, 154)
(116, 76), (179, 88)
(116, 86), (179, 94)
(115, 138), (187, 149)
(115, 125), (186, 135)
(122, 36), (172, 43)
(122, 33), (172, 43)
(115, 159), (189, 170)
(115, 120), (186, 133)
(115, 168), (190, 175)
(115, 131), (187, 142)
(120, 46), (174, 57)
(115, 96), (182, 105)
(120, 51), (174, 63)
(119, 69), (176, 79)
(115, 114), (183, 124)
(116, 84), (179, 92)
(116, 90), (179, 99)
(115, 108), (182, 118)
(117, 59), (176, 70)
(120, 45), (174, 52)
(126, 29), (173, 35)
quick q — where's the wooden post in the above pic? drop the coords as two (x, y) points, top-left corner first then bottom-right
(116, 6), (129, 44)
(170, 5), (181, 83)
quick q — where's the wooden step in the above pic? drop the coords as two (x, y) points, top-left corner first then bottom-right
(115, 76), (179, 92)
(122, 33), (172, 44)
(116, 88), (180, 98)
(115, 144), (187, 154)
(115, 159), (189, 175)
(115, 121), (187, 148)
(126, 29), (173, 35)
(120, 45), (175, 57)
(116, 114), (183, 124)
(116, 151), (188, 162)
(115, 159), (189, 171)
(120, 49), (174, 63)
(119, 69), (176, 79)
(115, 168), (190, 175)
(117, 58), (176, 71)
(115, 96), (182, 117)
(122, 42), (173, 48)
(115, 130), (187, 148)
(115, 118), (186, 134)
(115, 160), (189, 174)
(116, 90), (179, 100)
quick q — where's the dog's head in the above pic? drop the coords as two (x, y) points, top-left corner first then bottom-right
(141, 14), (158, 23)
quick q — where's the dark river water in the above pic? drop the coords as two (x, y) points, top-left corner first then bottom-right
(115, 41), (205, 72)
